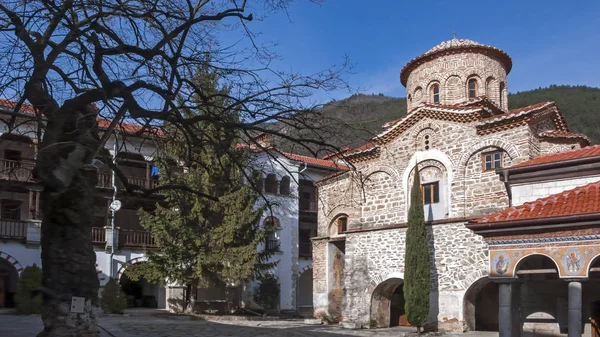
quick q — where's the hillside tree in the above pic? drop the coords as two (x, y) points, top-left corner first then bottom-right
(126, 63), (279, 313)
(0, 1), (349, 336)
(403, 165), (431, 332)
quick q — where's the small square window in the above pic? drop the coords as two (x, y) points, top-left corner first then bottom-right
(482, 151), (503, 171)
(421, 182), (439, 205)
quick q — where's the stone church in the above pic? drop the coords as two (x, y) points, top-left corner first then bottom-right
(312, 38), (600, 336)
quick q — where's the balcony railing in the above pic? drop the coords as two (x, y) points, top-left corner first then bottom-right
(96, 173), (160, 193)
(91, 227), (106, 243)
(266, 239), (279, 251)
(299, 241), (312, 257)
(121, 229), (156, 247)
(0, 219), (28, 239)
(0, 159), (34, 182)
(299, 199), (318, 213)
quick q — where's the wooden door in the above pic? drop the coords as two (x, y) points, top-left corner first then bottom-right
(0, 272), (7, 307)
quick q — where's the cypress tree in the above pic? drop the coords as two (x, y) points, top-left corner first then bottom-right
(127, 62), (277, 313)
(403, 165), (431, 332)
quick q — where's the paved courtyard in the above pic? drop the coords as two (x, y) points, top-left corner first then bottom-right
(0, 310), (501, 337)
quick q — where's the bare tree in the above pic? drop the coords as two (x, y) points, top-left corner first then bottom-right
(0, 1), (351, 336)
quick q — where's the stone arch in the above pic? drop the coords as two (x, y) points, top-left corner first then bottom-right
(444, 75), (462, 104)
(463, 276), (499, 331)
(369, 276), (406, 328)
(513, 253), (561, 278)
(413, 86), (424, 105)
(426, 80), (441, 103)
(299, 264), (312, 275)
(117, 256), (147, 280)
(588, 253), (600, 278)
(95, 263), (105, 282)
(465, 74), (482, 98)
(485, 76), (499, 102)
(297, 265), (313, 311)
(402, 150), (454, 221)
(0, 251), (23, 275)
(408, 121), (443, 151)
(328, 213), (349, 236)
(457, 137), (521, 176)
(361, 167), (399, 203)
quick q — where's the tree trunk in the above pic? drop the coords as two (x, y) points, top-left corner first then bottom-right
(184, 279), (198, 314)
(38, 167), (100, 337)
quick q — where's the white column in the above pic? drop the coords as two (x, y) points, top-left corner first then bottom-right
(568, 281), (582, 337)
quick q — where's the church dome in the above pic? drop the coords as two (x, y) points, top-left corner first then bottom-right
(400, 38), (512, 87)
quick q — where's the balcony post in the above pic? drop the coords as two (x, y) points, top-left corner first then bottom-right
(26, 219), (42, 246)
(105, 225), (120, 250)
(146, 162), (151, 189)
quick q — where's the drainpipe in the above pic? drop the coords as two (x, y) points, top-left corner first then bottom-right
(501, 169), (512, 207)
(109, 136), (118, 279)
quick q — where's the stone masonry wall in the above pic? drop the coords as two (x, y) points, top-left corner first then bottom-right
(406, 52), (508, 110)
(342, 222), (489, 329)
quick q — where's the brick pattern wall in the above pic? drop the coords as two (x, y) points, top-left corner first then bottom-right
(406, 52), (508, 110)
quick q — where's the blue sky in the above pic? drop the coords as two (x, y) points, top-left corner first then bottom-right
(232, 0), (600, 101)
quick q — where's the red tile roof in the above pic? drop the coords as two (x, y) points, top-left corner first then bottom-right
(471, 181), (600, 224)
(96, 119), (163, 137)
(539, 130), (590, 144)
(0, 99), (36, 114)
(512, 144), (600, 168)
(275, 149), (348, 170)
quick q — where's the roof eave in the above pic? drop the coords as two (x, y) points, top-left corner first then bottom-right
(467, 212), (600, 232)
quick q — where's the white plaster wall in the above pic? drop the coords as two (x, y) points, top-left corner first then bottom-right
(512, 175), (600, 206)
(0, 240), (42, 269)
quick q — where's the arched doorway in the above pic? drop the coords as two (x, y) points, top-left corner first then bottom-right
(0, 258), (19, 308)
(297, 268), (313, 317)
(370, 278), (407, 328)
(119, 262), (165, 309)
(463, 277), (499, 331)
(515, 254), (563, 335)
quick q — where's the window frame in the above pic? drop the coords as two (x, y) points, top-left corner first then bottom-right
(431, 84), (440, 103)
(468, 79), (478, 98)
(481, 151), (503, 172)
(421, 182), (440, 205)
(336, 216), (348, 234)
(1, 199), (22, 220)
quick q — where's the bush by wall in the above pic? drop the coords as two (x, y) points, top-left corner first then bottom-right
(100, 278), (127, 314)
(15, 264), (42, 315)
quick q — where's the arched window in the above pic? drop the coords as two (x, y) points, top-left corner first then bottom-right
(431, 84), (440, 103)
(328, 215), (349, 236)
(265, 174), (278, 194)
(468, 79), (478, 98)
(408, 94), (412, 104)
(279, 176), (290, 195)
(499, 82), (506, 109)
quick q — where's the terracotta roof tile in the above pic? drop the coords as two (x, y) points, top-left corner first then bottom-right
(0, 99), (35, 114)
(276, 150), (348, 170)
(477, 101), (555, 125)
(471, 180), (600, 224)
(511, 144), (600, 168)
(539, 130), (590, 144)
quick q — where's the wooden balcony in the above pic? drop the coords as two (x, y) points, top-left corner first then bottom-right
(0, 219), (28, 240)
(299, 241), (312, 258)
(96, 172), (160, 193)
(299, 199), (318, 213)
(91, 227), (106, 244)
(120, 229), (156, 247)
(0, 159), (34, 182)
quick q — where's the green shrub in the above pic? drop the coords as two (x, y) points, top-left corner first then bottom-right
(100, 278), (127, 314)
(15, 264), (42, 315)
(253, 274), (280, 311)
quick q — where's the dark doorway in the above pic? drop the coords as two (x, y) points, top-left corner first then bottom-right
(0, 258), (18, 308)
(119, 270), (159, 308)
(390, 284), (408, 327)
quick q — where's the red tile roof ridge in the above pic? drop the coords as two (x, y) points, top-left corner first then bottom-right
(477, 101), (556, 125)
(539, 130), (591, 144)
(273, 148), (348, 170)
(511, 144), (600, 168)
(471, 180), (600, 224)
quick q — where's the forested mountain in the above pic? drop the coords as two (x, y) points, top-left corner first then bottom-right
(276, 85), (600, 155)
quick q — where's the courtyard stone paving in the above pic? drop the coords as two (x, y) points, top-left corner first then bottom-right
(0, 310), (500, 337)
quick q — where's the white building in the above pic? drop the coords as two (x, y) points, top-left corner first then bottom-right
(0, 101), (344, 315)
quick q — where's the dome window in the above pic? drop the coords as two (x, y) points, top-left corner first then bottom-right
(431, 84), (440, 103)
(468, 79), (478, 98)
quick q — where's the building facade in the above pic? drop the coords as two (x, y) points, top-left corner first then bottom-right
(313, 38), (599, 335)
(0, 104), (341, 316)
